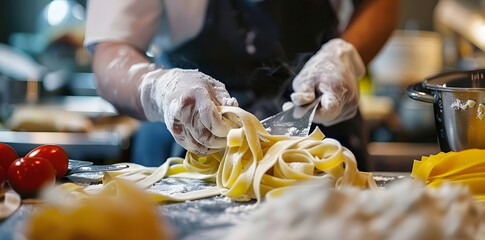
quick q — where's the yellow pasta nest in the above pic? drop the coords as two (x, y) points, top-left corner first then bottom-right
(411, 149), (485, 202)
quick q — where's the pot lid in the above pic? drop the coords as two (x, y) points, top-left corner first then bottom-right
(424, 69), (485, 91)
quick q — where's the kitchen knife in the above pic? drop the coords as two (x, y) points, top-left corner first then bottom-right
(261, 98), (319, 137)
(67, 159), (129, 175)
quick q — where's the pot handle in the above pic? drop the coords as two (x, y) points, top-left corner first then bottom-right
(406, 82), (435, 103)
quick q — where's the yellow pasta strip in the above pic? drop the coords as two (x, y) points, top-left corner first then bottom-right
(260, 174), (296, 188)
(166, 165), (187, 175)
(412, 152), (451, 180)
(251, 138), (300, 201)
(431, 151), (485, 177)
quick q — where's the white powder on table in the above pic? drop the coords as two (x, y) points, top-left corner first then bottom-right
(225, 180), (485, 240)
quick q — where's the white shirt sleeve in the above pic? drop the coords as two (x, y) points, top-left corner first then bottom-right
(329, 0), (354, 33)
(84, 0), (163, 51)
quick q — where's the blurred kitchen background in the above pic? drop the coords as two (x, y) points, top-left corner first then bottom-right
(0, 0), (482, 171)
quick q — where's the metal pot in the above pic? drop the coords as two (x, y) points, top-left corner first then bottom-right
(407, 69), (485, 152)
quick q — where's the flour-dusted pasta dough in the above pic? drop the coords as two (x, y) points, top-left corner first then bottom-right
(54, 106), (376, 202)
(214, 106), (376, 201)
(226, 180), (485, 240)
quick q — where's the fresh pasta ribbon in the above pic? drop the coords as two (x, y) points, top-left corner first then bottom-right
(411, 149), (485, 202)
(55, 106), (376, 202)
(216, 106), (376, 202)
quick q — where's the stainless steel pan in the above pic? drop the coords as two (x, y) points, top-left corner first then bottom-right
(407, 69), (485, 151)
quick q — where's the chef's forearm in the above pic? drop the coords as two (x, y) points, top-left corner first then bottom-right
(92, 42), (156, 120)
(340, 0), (399, 65)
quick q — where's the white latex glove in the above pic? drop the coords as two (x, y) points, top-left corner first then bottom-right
(139, 68), (239, 155)
(289, 38), (365, 126)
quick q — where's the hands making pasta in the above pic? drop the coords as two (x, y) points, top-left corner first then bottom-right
(86, 0), (398, 166)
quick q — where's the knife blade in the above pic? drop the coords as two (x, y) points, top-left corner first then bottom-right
(261, 98), (319, 137)
(68, 159), (93, 169)
(66, 164), (129, 175)
(67, 159), (129, 175)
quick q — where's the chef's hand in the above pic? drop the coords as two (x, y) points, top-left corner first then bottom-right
(289, 38), (365, 126)
(139, 68), (239, 155)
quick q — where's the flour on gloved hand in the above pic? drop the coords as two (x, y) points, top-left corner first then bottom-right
(139, 68), (239, 155)
(290, 38), (365, 126)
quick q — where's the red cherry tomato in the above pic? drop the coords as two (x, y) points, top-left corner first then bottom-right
(0, 143), (19, 175)
(7, 157), (56, 198)
(26, 145), (69, 179)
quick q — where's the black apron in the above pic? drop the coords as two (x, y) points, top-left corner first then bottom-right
(158, 0), (369, 170)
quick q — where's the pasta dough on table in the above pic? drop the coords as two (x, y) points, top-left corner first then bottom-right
(55, 106), (376, 202)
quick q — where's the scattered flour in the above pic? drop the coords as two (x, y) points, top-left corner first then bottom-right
(286, 127), (298, 136)
(225, 180), (485, 240)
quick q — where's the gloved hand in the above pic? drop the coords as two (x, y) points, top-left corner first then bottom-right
(139, 68), (239, 155)
(289, 38), (365, 126)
